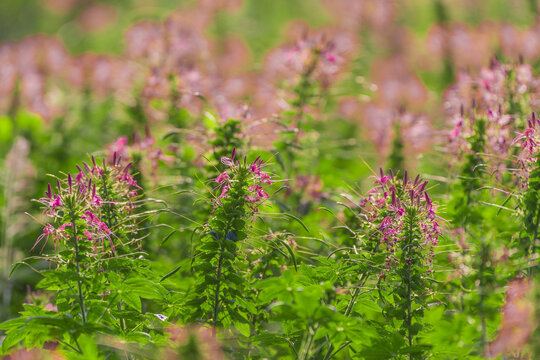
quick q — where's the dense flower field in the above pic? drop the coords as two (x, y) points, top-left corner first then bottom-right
(1, 0), (540, 359)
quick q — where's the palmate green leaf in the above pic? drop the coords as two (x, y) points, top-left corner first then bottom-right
(358, 331), (406, 360)
(1, 329), (27, 355)
(37, 270), (83, 290)
(250, 332), (291, 347)
(1, 313), (96, 353)
(400, 344), (433, 357)
(0, 316), (27, 331)
(65, 334), (101, 360)
(122, 291), (142, 311)
(123, 278), (167, 300)
(198, 240), (220, 252)
(0, 317), (34, 354)
(232, 313), (251, 337)
(111, 308), (147, 324)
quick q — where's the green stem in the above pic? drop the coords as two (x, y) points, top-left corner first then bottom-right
(345, 287), (360, 317)
(212, 218), (234, 330)
(530, 201), (540, 276)
(72, 219), (87, 324)
(212, 246), (226, 327)
(298, 323), (319, 360)
(322, 275), (367, 359)
(479, 239), (487, 356)
(404, 212), (415, 359)
(56, 337), (82, 354)
(69, 209), (86, 324)
(407, 261), (412, 349)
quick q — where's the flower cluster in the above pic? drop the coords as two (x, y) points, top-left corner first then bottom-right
(106, 129), (174, 182)
(33, 155), (141, 255)
(513, 113), (540, 181)
(357, 169), (441, 278)
(214, 148), (272, 213)
(444, 61), (538, 175)
(264, 29), (355, 90)
(24, 286), (57, 313)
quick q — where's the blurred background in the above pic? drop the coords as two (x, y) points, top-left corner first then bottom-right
(2, 0), (540, 322)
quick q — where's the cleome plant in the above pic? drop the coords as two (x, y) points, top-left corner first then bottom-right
(1, 156), (168, 356)
(339, 169), (441, 359)
(181, 148), (274, 333)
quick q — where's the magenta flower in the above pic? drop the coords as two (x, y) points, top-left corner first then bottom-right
(34, 156), (141, 256)
(216, 172), (230, 185)
(221, 147), (237, 167)
(31, 224), (56, 252)
(356, 169), (442, 279)
(212, 150), (273, 215)
(50, 196), (62, 211)
(218, 185), (230, 200)
(58, 223), (73, 232)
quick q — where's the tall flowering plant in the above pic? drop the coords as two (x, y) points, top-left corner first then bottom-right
(355, 169), (442, 357)
(182, 149), (273, 334)
(1, 155), (166, 355)
(357, 169), (441, 277)
(512, 114), (540, 274)
(442, 62), (538, 355)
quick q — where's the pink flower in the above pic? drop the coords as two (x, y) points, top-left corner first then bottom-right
(221, 156), (234, 167)
(32, 224), (55, 252)
(50, 195), (62, 211)
(221, 148), (237, 167)
(248, 184), (262, 192)
(216, 172), (230, 185)
(91, 195), (102, 206)
(58, 223), (73, 232)
(260, 173), (272, 184)
(450, 121), (462, 139)
(375, 176), (389, 185)
(218, 185), (230, 199)
(380, 216), (392, 230)
(118, 173), (141, 189)
(324, 51), (336, 63)
(75, 171), (85, 186)
(111, 136), (128, 155)
(250, 163), (261, 175)
(83, 211), (99, 223)
(99, 222), (111, 234)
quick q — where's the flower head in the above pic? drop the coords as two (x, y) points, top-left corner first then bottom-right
(355, 169), (442, 278)
(35, 156), (141, 255)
